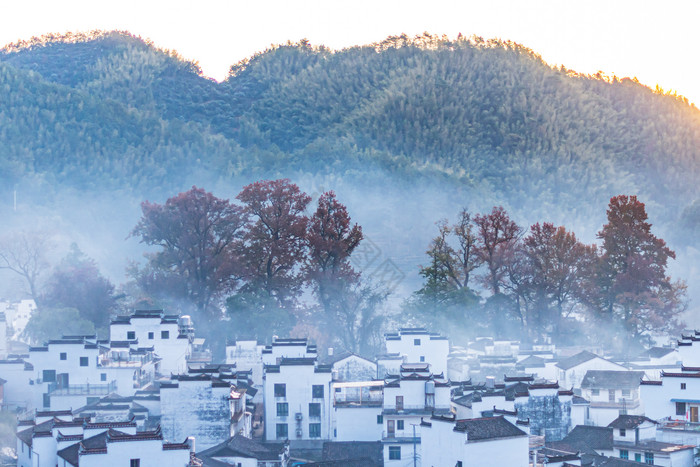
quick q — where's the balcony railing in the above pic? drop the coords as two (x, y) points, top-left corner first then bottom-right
(48, 381), (117, 396)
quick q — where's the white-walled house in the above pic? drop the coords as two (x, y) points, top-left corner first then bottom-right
(580, 370), (645, 426)
(225, 339), (265, 388)
(160, 370), (251, 451)
(263, 358), (332, 443)
(382, 364), (451, 466)
(323, 352), (377, 382)
(25, 336), (158, 411)
(607, 415), (695, 466)
(420, 415), (529, 467)
(332, 380), (384, 442)
(15, 410), (190, 467)
(261, 337), (317, 366)
(110, 309), (193, 375)
(555, 351), (628, 389)
(0, 357), (34, 410)
(384, 328), (449, 376)
(196, 435), (290, 467)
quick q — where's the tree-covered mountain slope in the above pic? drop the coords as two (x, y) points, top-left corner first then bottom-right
(1, 31), (698, 242)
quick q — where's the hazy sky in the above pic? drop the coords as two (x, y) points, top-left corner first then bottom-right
(2, 0), (699, 104)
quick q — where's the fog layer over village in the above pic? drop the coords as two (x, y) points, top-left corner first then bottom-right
(0, 31), (699, 467)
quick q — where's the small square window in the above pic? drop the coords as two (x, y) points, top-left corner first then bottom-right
(277, 402), (288, 416)
(127, 331), (136, 340)
(620, 449), (628, 459)
(161, 330), (169, 339)
(100, 373), (107, 382)
(80, 357), (89, 367)
(312, 385), (324, 398)
(148, 332), (154, 340)
(309, 423), (321, 438)
(130, 460), (140, 467)
(309, 403), (321, 417)
(60, 352), (67, 361)
(414, 338), (421, 346)
(397, 420), (405, 430)
(389, 446), (401, 460)
(620, 428), (626, 437)
(677, 402), (687, 416)
(591, 389), (600, 396)
(377, 415), (383, 424)
(419, 356), (425, 362)
(681, 383), (687, 390)
(276, 423), (288, 439)
(645, 452), (654, 464)
(274, 384), (286, 398)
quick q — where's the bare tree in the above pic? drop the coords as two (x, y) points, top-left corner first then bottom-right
(0, 230), (53, 301)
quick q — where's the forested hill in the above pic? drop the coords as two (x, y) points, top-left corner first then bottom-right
(1, 31), (699, 245)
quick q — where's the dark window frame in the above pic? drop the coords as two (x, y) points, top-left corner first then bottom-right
(274, 383), (286, 398)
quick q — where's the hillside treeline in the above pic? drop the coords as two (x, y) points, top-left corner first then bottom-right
(0, 31), (698, 244)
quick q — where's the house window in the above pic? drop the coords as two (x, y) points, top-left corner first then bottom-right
(414, 339), (421, 346)
(42, 369), (56, 383)
(645, 452), (654, 464)
(309, 423), (321, 438)
(80, 357), (89, 367)
(396, 396), (404, 411)
(681, 383), (687, 390)
(457, 463), (463, 467)
(397, 420), (405, 430)
(60, 352), (67, 360)
(620, 428), (626, 437)
(608, 390), (615, 402)
(389, 446), (401, 460)
(276, 423), (288, 439)
(309, 403), (321, 418)
(148, 332), (154, 340)
(622, 389), (630, 398)
(420, 356), (425, 362)
(591, 389), (600, 396)
(635, 453), (642, 462)
(127, 331), (136, 340)
(161, 330), (169, 339)
(274, 383), (286, 397)
(130, 460), (140, 467)
(620, 449), (628, 459)
(100, 373), (107, 382)
(312, 385), (324, 398)
(377, 415), (383, 424)
(277, 403), (289, 416)
(677, 402), (687, 416)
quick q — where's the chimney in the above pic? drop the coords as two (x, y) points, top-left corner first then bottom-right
(486, 376), (495, 389)
(187, 436), (195, 453)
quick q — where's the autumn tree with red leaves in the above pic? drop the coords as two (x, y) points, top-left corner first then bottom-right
(518, 223), (597, 339)
(305, 191), (363, 314)
(235, 179), (311, 309)
(474, 206), (523, 295)
(592, 195), (685, 340)
(131, 186), (246, 318)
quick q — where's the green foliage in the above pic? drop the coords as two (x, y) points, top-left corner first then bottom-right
(23, 307), (96, 344)
(0, 31), (697, 241)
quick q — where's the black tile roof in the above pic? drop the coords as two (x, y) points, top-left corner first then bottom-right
(607, 415), (657, 429)
(321, 441), (383, 466)
(197, 435), (287, 461)
(452, 415), (527, 440)
(556, 351), (600, 370)
(558, 425), (613, 452)
(581, 371), (645, 389)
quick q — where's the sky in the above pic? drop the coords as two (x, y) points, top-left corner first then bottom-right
(1, 0), (699, 104)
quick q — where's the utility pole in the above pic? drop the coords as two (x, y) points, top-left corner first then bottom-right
(413, 424), (417, 467)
